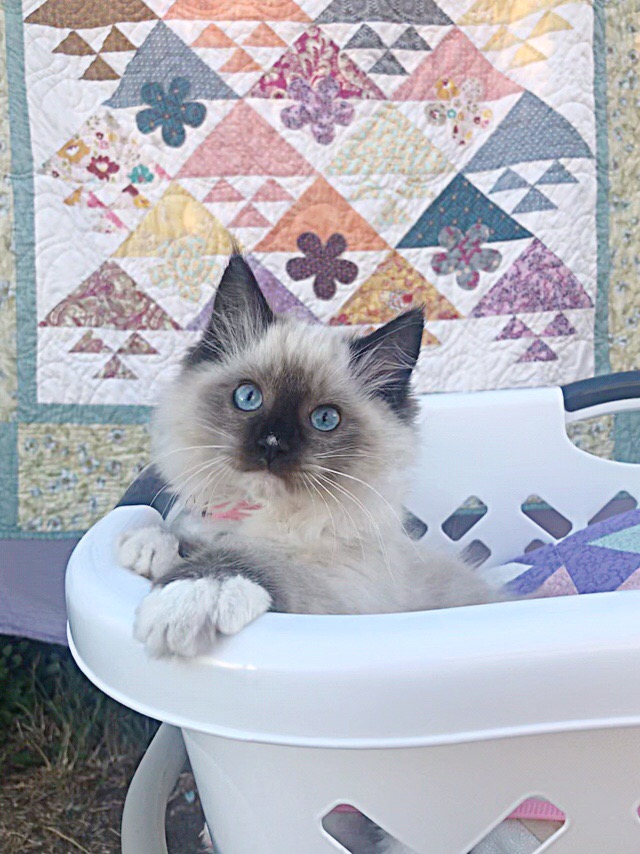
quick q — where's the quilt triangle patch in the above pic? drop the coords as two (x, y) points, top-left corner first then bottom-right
(255, 177), (387, 251)
(517, 339), (557, 362)
(509, 43), (546, 68)
(471, 239), (593, 316)
(512, 186), (556, 213)
(460, 0), (564, 26)
(345, 24), (386, 50)
(398, 174), (532, 248)
(542, 313), (576, 336)
(328, 103), (450, 180)
(93, 353), (137, 379)
(229, 203), (270, 227)
(69, 330), (112, 353)
(116, 332), (159, 354)
(113, 183), (233, 257)
(331, 251), (459, 324)
(178, 103), (314, 177)
(529, 11), (572, 38)
(370, 51), (407, 75)
(394, 28), (523, 101)
(101, 26), (136, 52)
(491, 168), (529, 192)
(316, 0), (452, 25)
(590, 525), (640, 555)
(536, 161), (577, 185)
(82, 56), (120, 81)
(391, 26), (430, 51)
(105, 21), (237, 108)
(220, 48), (261, 73)
(25, 0), (156, 27)
(192, 24), (235, 47)
(465, 92), (592, 172)
(39, 261), (181, 330)
(165, 0), (311, 21)
(247, 256), (317, 321)
(483, 26), (520, 51)
(243, 23), (287, 47)
(204, 179), (244, 202)
(495, 316), (534, 340)
(252, 179), (293, 202)
(248, 25), (385, 100)
(53, 32), (95, 56)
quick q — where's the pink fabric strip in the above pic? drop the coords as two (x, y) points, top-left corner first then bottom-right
(207, 501), (262, 521)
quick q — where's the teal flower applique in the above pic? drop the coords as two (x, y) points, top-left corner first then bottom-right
(136, 78), (206, 148)
(129, 164), (154, 184)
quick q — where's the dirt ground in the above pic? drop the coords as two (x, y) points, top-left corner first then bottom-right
(0, 763), (206, 853)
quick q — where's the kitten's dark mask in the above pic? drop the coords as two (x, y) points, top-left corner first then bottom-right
(186, 254), (424, 480)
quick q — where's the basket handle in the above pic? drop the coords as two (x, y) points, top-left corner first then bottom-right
(562, 370), (640, 413)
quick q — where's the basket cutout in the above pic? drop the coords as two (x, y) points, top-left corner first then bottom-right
(403, 508), (428, 541)
(521, 495), (572, 539)
(588, 490), (637, 525)
(524, 539), (547, 554)
(471, 795), (566, 853)
(321, 804), (411, 852)
(460, 539), (492, 567)
(442, 496), (488, 541)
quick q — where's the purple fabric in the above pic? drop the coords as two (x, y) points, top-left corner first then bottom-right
(506, 509), (640, 596)
(0, 539), (77, 645)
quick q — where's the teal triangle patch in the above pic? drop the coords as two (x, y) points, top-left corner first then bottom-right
(512, 187), (557, 214)
(490, 168), (529, 193)
(105, 21), (237, 108)
(590, 525), (640, 554)
(536, 161), (578, 186)
(397, 174), (532, 248)
(464, 92), (592, 173)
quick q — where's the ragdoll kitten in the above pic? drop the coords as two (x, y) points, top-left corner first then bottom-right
(118, 252), (500, 659)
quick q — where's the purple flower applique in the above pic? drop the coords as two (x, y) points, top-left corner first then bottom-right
(281, 77), (354, 145)
(286, 232), (358, 299)
(432, 223), (501, 290)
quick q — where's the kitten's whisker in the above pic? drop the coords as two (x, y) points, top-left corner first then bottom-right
(303, 473), (338, 563)
(309, 473), (365, 567)
(315, 466), (405, 529)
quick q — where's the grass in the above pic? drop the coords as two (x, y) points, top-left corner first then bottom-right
(0, 635), (206, 853)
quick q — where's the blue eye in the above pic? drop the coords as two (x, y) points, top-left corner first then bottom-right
(310, 405), (340, 432)
(233, 383), (263, 411)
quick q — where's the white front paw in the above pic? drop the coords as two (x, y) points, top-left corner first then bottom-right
(118, 525), (179, 580)
(134, 576), (271, 657)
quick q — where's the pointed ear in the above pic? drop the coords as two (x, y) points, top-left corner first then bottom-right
(349, 308), (424, 418)
(186, 253), (275, 365)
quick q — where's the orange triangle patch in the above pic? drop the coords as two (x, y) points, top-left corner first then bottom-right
(192, 23), (235, 47)
(178, 103), (314, 178)
(220, 48), (261, 73)
(243, 23), (286, 47)
(230, 203), (270, 228)
(330, 252), (460, 324)
(255, 177), (387, 252)
(166, 0), (311, 21)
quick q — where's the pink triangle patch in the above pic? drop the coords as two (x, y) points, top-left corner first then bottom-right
(542, 312), (576, 337)
(204, 179), (245, 202)
(252, 178), (293, 202)
(229, 203), (270, 227)
(116, 332), (159, 355)
(517, 339), (558, 363)
(533, 566), (578, 598)
(93, 353), (137, 379)
(69, 330), (112, 353)
(394, 28), (523, 102)
(495, 316), (535, 340)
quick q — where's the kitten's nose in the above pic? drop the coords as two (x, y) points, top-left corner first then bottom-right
(256, 432), (289, 465)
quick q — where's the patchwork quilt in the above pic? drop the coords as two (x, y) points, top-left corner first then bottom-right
(0, 0), (638, 554)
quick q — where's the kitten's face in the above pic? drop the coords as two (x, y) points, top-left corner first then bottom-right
(153, 255), (423, 512)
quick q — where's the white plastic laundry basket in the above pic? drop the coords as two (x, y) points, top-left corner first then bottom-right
(66, 379), (640, 853)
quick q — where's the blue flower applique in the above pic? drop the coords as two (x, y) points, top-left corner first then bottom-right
(136, 77), (206, 148)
